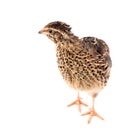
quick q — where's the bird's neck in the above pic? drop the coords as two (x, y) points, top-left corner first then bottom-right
(54, 32), (79, 44)
(55, 33), (81, 50)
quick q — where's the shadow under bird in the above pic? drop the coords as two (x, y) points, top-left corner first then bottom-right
(38, 21), (112, 123)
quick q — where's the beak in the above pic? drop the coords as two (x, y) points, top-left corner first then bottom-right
(38, 29), (47, 34)
(38, 30), (43, 34)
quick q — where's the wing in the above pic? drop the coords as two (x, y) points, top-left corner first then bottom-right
(80, 37), (111, 65)
(80, 37), (109, 55)
(80, 37), (112, 84)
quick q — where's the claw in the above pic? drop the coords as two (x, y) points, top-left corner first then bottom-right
(67, 98), (88, 112)
(81, 108), (104, 123)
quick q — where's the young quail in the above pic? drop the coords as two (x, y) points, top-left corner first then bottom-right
(38, 21), (112, 123)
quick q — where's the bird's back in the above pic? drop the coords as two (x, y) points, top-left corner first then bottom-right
(56, 36), (112, 93)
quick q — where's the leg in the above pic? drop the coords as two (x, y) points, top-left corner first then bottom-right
(81, 94), (104, 123)
(67, 93), (88, 112)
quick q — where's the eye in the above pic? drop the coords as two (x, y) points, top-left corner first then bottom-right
(48, 29), (52, 33)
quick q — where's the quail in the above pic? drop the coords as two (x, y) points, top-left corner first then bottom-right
(38, 21), (112, 123)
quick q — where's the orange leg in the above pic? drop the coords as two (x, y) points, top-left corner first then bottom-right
(67, 94), (88, 112)
(81, 95), (104, 123)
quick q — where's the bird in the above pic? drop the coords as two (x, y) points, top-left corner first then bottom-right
(38, 21), (112, 123)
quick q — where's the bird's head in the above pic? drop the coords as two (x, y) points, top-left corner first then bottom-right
(38, 21), (73, 44)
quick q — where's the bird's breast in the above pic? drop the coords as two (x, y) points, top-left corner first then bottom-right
(56, 46), (107, 91)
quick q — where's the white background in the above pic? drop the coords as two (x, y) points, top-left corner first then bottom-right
(0, 0), (118, 129)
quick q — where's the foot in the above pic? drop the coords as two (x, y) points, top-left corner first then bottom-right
(67, 98), (88, 112)
(81, 108), (104, 123)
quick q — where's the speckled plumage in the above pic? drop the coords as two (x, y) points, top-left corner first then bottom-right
(39, 21), (112, 123)
(56, 36), (111, 94)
